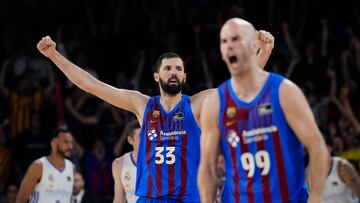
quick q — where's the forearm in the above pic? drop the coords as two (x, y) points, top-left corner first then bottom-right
(48, 51), (96, 93)
(198, 163), (218, 203)
(307, 143), (329, 197)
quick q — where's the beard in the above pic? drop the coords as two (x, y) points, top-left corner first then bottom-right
(57, 146), (70, 158)
(159, 77), (185, 95)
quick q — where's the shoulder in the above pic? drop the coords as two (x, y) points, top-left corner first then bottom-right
(26, 159), (43, 180)
(112, 156), (125, 171)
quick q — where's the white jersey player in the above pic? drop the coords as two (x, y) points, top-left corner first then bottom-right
(315, 134), (360, 203)
(16, 129), (75, 203)
(112, 120), (140, 203)
(323, 157), (360, 203)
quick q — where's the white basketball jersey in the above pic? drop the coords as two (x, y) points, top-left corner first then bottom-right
(120, 152), (138, 203)
(323, 157), (358, 203)
(29, 156), (74, 203)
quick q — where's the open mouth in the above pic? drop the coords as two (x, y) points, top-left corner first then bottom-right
(229, 55), (238, 64)
(168, 77), (179, 84)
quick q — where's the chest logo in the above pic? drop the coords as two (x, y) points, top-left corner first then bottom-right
(124, 171), (131, 181)
(148, 129), (158, 141)
(227, 130), (240, 148)
(258, 103), (272, 116)
(152, 110), (160, 119)
(226, 107), (236, 118)
(173, 112), (184, 121)
(48, 174), (54, 182)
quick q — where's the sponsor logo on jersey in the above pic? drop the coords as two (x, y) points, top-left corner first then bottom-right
(226, 120), (236, 126)
(226, 107), (236, 118)
(227, 130), (240, 148)
(241, 126), (277, 144)
(48, 174), (54, 182)
(147, 129), (158, 141)
(159, 130), (187, 141)
(258, 103), (272, 116)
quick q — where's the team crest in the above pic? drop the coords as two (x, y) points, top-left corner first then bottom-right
(173, 112), (184, 121)
(124, 171), (131, 181)
(147, 129), (158, 141)
(227, 130), (240, 148)
(152, 110), (160, 118)
(48, 174), (54, 182)
(258, 103), (272, 116)
(226, 107), (236, 118)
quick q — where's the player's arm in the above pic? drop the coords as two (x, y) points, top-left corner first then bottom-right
(256, 30), (274, 69)
(197, 90), (221, 203)
(112, 157), (126, 203)
(37, 36), (149, 120)
(279, 80), (329, 202)
(16, 161), (42, 203)
(338, 158), (360, 198)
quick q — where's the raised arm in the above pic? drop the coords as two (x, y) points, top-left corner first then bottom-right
(279, 80), (329, 202)
(16, 161), (42, 203)
(256, 30), (274, 69)
(197, 90), (221, 203)
(112, 157), (126, 203)
(37, 36), (149, 121)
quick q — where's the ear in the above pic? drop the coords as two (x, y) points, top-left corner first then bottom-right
(127, 136), (134, 145)
(153, 72), (159, 82)
(184, 73), (187, 83)
(251, 40), (259, 53)
(50, 139), (57, 150)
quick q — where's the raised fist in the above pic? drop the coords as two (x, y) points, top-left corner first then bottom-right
(257, 30), (275, 52)
(37, 36), (56, 58)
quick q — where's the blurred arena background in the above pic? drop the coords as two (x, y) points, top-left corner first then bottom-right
(0, 0), (360, 202)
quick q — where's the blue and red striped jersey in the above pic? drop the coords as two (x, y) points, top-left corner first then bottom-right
(217, 73), (308, 203)
(136, 95), (201, 202)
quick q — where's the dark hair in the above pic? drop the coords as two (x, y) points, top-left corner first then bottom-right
(50, 128), (70, 141)
(320, 128), (333, 146)
(155, 52), (184, 72)
(125, 120), (141, 138)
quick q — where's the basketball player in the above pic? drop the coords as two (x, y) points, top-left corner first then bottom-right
(198, 18), (329, 203)
(16, 128), (75, 203)
(112, 120), (141, 203)
(320, 135), (360, 203)
(36, 31), (273, 202)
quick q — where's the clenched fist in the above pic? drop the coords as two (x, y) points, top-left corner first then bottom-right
(256, 30), (274, 52)
(37, 36), (56, 58)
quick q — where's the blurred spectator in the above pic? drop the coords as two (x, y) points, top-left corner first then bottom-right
(72, 171), (100, 203)
(82, 138), (114, 200)
(0, 183), (18, 203)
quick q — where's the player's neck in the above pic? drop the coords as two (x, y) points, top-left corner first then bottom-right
(47, 153), (65, 169)
(159, 92), (182, 113)
(132, 150), (138, 164)
(231, 68), (268, 102)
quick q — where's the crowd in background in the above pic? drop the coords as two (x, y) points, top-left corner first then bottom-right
(0, 0), (360, 202)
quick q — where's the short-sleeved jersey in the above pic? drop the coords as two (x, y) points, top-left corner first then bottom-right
(136, 95), (201, 202)
(30, 156), (74, 203)
(217, 73), (308, 203)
